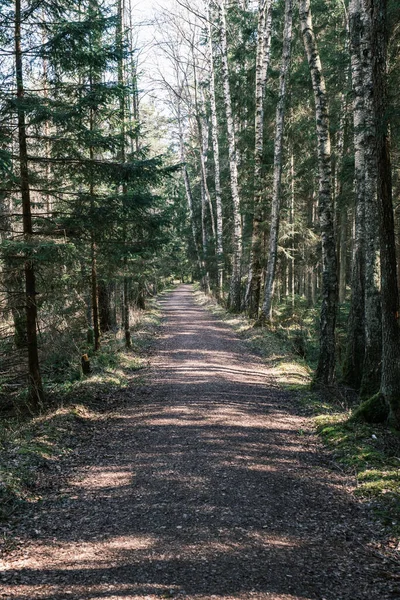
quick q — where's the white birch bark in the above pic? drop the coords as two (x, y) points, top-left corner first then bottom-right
(206, 2), (224, 297)
(335, 96), (348, 306)
(177, 102), (203, 276)
(300, 0), (338, 386)
(200, 109), (216, 241)
(261, 0), (293, 322)
(216, 0), (242, 311)
(193, 57), (216, 241)
(200, 177), (211, 293)
(245, 0), (273, 317)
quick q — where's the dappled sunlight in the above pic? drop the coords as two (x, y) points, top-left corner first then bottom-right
(3, 536), (156, 572)
(1, 287), (388, 600)
(71, 468), (133, 490)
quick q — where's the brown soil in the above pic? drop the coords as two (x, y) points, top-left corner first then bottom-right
(0, 285), (397, 599)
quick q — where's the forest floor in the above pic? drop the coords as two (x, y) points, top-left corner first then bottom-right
(1, 284), (399, 599)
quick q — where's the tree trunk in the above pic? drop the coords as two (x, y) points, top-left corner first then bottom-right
(177, 102), (203, 277)
(300, 0), (338, 386)
(90, 238), (101, 352)
(193, 57), (216, 244)
(15, 0), (44, 407)
(343, 0), (366, 388)
(368, 0), (400, 427)
(206, 3), (224, 298)
(335, 93), (348, 306)
(98, 280), (112, 333)
(117, 0), (132, 349)
(245, 0), (273, 317)
(289, 148), (295, 308)
(201, 178), (211, 294)
(338, 209), (347, 304)
(216, 0), (242, 312)
(359, 1), (381, 398)
(261, 0), (293, 322)
(123, 271), (131, 348)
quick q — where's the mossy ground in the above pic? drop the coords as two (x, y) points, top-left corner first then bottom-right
(193, 286), (400, 542)
(315, 414), (400, 537)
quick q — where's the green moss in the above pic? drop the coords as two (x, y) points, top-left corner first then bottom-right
(315, 413), (400, 533)
(353, 393), (390, 424)
(192, 287), (400, 536)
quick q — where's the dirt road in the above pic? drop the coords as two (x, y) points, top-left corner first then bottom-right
(1, 285), (393, 599)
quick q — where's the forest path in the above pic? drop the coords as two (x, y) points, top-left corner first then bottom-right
(1, 285), (392, 599)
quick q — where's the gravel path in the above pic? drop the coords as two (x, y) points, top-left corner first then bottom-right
(0, 285), (394, 599)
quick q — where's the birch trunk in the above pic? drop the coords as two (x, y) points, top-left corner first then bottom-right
(127, 0), (140, 154)
(335, 94), (348, 306)
(206, 3), (224, 298)
(245, 0), (273, 317)
(338, 210), (348, 304)
(15, 0), (44, 406)
(193, 58), (216, 243)
(201, 179), (211, 293)
(368, 0), (400, 427)
(300, 0), (338, 386)
(289, 149), (295, 308)
(201, 111), (216, 242)
(261, 0), (293, 322)
(177, 103), (203, 277)
(117, 0), (131, 348)
(343, 0), (366, 388)
(216, 0), (242, 311)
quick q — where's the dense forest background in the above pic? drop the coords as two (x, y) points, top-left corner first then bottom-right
(1, 0), (400, 428)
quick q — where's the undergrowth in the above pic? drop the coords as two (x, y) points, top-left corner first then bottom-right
(193, 285), (400, 543)
(0, 294), (166, 531)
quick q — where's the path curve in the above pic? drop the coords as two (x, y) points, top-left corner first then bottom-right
(1, 285), (392, 599)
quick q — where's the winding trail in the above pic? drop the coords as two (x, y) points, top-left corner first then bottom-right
(1, 285), (393, 599)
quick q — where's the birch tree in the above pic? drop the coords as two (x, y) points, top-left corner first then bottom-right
(260, 0), (293, 323)
(300, 0), (338, 386)
(344, 0), (382, 397)
(216, 0), (242, 311)
(343, 0), (366, 388)
(245, 0), (273, 317)
(206, 1), (224, 298)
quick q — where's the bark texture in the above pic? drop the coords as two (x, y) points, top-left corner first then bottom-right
(359, 0), (381, 398)
(217, 0), (242, 312)
(177, 103), (203, 278)
(98, 281), (112, 333)
(343, 0), (366, 389)
(300, 0), (338, 386)
(15, 0), (44, 406)
(245, 0), (273, 318)
(368, 0), (400, 428)
(261, 0), (293, 322)
(207, 3), (224, 298)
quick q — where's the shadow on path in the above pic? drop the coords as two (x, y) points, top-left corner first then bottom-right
(1, 286), (392, 600)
